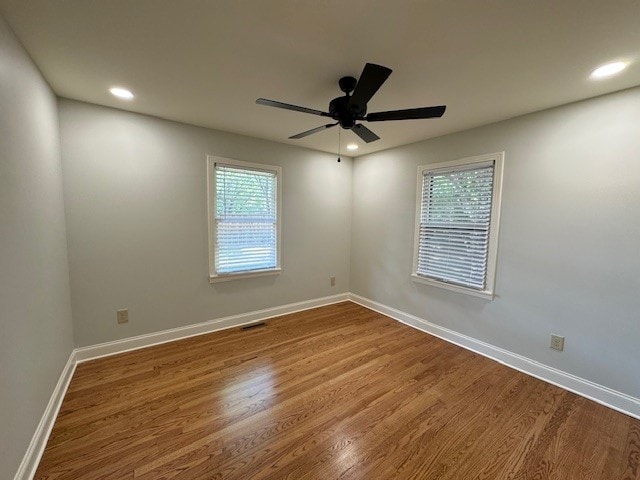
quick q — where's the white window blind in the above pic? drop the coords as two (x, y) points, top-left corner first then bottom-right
(214, 163), (278, 275)
(416, 161), (495, 290)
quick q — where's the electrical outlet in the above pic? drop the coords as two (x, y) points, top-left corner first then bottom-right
(117, 309), (129, 324)
(330, 276), (336, 287)
(550, 334), (564, 351)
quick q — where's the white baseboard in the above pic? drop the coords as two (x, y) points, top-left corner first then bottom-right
(14, 350), (77, 480)
(75, 293), (350, 363)
(349, 293), (640, 420)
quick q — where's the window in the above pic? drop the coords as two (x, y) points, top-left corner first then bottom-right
(412, 152), (504, 299)
(207, 156), (281, 282)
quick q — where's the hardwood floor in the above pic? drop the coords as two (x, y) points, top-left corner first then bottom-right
(36, 302), (640, 479)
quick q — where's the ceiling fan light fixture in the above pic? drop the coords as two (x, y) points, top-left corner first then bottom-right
(109, 86), (135, 100)
(590, 61), (628, 79)
(346, 143), (358, 151)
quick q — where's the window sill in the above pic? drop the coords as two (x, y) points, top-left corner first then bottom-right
(210, 268), (281, 284)
(411, 274), (494, 300)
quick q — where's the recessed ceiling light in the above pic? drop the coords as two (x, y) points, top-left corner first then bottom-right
(590, 61), (628, 79)
(346, 143), (359, 151)
(109, 87), (134, 100)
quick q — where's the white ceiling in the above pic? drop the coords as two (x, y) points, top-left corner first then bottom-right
(1, 0), (639, 156)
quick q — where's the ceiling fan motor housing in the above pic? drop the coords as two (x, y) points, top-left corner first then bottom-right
(330, 96), (360, 129)
(329, 76), (368, 129)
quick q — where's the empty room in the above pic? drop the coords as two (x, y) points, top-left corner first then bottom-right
(1, 1), (639, 479)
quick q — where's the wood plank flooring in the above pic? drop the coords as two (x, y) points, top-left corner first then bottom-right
(36, 302), (640, 479)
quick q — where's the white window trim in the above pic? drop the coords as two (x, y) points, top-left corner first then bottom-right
(411, 152), (504, 300)
(206, 155), (282, 283)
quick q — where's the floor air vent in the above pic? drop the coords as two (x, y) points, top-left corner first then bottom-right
(241, 321), (267, 331)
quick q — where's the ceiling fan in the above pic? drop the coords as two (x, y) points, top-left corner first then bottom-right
(256, 63), (446, 144)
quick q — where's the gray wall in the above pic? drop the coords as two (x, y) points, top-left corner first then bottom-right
(58, 99), (352, 347)
(0, 15), (74, 479)
(351, 87), (640, 398)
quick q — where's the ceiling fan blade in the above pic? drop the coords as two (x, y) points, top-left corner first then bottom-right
(352, 124), (380, 143)
(366, 105), (446, 122)
(348, 63), (392, 110)
(289, 123), (338, 139)
(256, 98), (330, 117)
